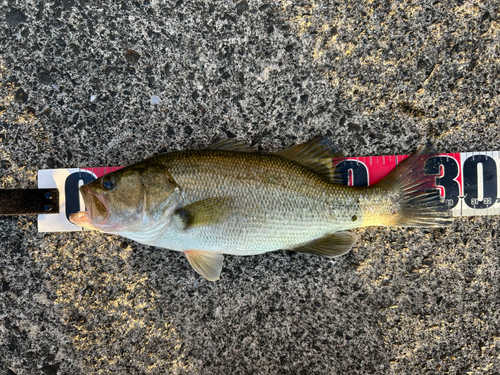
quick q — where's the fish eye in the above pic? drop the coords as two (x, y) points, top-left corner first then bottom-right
(102, 175), (117, 191)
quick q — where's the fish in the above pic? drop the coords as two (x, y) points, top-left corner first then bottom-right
(70, 138), (450, 281)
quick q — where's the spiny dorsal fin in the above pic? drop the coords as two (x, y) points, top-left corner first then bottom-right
(292, 231), (357, 257)
(176, 198), (231, 229)
(209, 139), (258, 153)
(184, 250), (224, 281)
(275, 137), (344, 182)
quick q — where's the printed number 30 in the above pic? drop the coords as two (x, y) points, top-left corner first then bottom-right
(425, 155), (498, 209)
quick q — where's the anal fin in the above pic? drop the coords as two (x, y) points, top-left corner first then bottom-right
(292, 232), (357, 257)
(184, 250), (224, 281)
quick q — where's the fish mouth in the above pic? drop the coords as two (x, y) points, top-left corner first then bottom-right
(81, 185), (110, 222)
(69, 185), (109, 230)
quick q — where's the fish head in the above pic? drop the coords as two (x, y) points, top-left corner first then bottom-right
(70, 164), (182, 232)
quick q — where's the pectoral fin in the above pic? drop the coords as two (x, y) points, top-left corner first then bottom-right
(184, 250), (224, 281)
(176, 198), (231, 229)
(292, 232), (357, 257)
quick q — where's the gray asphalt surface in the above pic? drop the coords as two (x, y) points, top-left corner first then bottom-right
(1, 1), (500, 374)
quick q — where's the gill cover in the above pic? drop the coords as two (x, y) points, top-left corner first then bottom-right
(140, 165), (183, 220)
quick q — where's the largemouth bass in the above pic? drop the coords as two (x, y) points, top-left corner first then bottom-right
(70, 138), (450, 281)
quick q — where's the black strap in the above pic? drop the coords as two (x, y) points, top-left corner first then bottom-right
(0, 189), (59, 215)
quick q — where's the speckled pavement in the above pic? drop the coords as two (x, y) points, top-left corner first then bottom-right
(1, 1), (500, 374)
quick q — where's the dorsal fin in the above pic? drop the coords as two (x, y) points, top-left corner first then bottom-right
(274, 137), (344, 182)
(209, 139), (258, 153)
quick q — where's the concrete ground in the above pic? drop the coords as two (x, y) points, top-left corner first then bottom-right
(1, 0), (500, 374)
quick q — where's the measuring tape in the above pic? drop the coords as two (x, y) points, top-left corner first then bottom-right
(36, 151), (499, 232)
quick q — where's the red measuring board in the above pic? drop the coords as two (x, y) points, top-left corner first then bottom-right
(37, 152), (499, 232)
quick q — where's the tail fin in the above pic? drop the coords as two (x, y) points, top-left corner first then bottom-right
(376, 145), (451, 227)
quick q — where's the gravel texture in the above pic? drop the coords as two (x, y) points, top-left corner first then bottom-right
(1, 0), (500, 374)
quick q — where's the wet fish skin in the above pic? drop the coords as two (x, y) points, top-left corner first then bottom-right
(70, 138), (450, 281)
